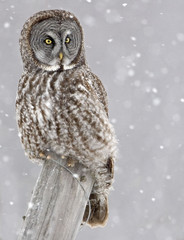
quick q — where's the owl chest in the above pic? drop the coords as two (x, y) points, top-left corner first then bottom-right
(18, 71), (92, 135)
(18, 80), (57, 132)
(28, 91), (56, 128)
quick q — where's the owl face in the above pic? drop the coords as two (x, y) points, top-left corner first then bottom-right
(30, 18), (82, 71)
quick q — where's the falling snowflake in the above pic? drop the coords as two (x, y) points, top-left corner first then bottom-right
(4, 22), (10, 28)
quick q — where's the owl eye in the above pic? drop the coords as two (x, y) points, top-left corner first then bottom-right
(65, 36), (71, 44)
(44, 38), (53, 45)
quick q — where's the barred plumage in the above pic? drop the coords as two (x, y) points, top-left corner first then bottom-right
(16, 10), (117, 227)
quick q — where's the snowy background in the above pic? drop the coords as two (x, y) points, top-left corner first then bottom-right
(1, 0), (184, 239)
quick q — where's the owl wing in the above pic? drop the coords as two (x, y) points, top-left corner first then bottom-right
(87, 71), (109, 117)
(81, 70), (114, 227)
(84, 70), (114, 171)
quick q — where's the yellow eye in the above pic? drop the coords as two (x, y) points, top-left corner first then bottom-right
(45, 38), (52, 45)
(65, 37), (70, 44)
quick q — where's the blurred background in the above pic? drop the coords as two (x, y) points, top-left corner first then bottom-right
(1, 0), (184, 239)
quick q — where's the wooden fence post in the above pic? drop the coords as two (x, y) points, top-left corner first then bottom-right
(17, 153), (94, 240)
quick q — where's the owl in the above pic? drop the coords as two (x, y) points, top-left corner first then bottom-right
(16, 10), (117, 227)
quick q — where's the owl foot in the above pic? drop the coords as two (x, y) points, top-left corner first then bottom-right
(39, 151), (52, 160)
(60, 155), (77, 167)
(39, 152), (46, 158)
(67, 158), (77, 167)
(46, 155), (51, 160)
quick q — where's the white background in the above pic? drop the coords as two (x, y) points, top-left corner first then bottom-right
(1, 0), (184, 239)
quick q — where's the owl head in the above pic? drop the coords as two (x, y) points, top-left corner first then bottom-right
(20, 10), (86, 72)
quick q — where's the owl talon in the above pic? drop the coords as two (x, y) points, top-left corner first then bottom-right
(39, 152), (46, 158)
(39, 152), (52, 160)
(67, 158), (76, 167)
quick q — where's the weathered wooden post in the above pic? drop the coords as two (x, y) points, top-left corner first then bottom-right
(17, 153), (94, 240)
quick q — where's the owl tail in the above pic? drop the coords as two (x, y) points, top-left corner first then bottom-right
(83, 193), (108, 227)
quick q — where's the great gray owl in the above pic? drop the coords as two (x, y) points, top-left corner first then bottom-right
(16, 10), (117, 227)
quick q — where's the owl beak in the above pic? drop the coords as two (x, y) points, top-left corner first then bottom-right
(59, 52), (63, 61)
